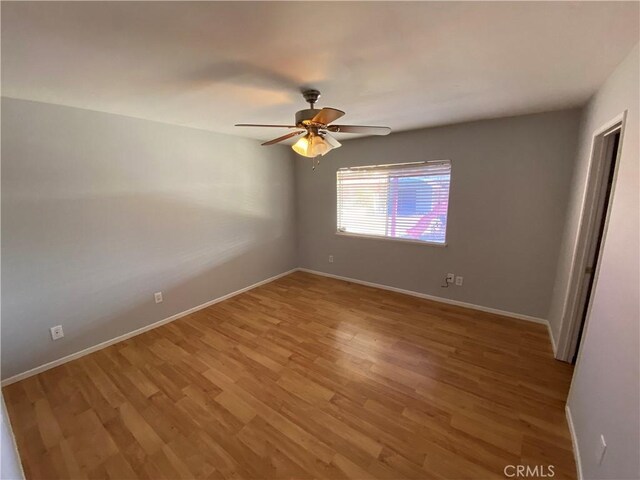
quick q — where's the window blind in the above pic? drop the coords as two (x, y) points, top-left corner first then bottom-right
(337, 161), (451, 245)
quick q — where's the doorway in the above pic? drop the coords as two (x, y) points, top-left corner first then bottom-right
(556, 113), (625, 363)
(571, 129), (620, 362)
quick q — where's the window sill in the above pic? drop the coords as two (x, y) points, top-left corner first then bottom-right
(335, 231), (448, 247)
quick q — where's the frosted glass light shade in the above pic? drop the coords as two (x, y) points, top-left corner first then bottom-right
(292, 134), (332, 158)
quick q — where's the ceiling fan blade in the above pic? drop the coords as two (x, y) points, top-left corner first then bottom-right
(236, 124), (297, 128)
(261, 130), (306, 146)
(322, 133), (342, 149)
(312, 108), (345, 125)
(327, 125), (391, 135)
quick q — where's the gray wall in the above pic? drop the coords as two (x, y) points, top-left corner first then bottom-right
(296, 109), (581, 319)
(562, 45), (639, 479)
(1, 97), (296, 379)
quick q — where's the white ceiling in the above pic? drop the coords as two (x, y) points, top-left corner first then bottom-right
(2, 2), (638, 141)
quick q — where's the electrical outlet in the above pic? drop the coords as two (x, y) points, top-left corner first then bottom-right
(597, 434), (607, 465)
(329, 255), (334, 263)
(154, 292), (163, 304)
(446, 273), (455, 284)
(455, 276), (464, 286)
(50, 325), (64, 340)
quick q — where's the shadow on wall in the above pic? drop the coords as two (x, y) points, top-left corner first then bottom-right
(1, 192), (294, 380)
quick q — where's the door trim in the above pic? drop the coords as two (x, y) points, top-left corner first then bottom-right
(555, 111), (626, 362)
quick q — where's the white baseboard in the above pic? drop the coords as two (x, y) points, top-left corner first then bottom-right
(566, 405), (583, 480)
(1, 268), (298, 386)
(547, 322), (558, 356)
(297, 268), (549, 325)
(2, 266), (553, 386)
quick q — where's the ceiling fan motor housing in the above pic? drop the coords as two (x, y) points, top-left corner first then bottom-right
(295, 108), (321, 126)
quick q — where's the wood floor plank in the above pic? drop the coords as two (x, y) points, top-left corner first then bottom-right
(3, 271), (576, 479)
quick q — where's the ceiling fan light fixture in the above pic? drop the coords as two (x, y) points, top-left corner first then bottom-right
(291, 134), (333, 158)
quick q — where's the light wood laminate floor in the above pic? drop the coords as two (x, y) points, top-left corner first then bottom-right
(4, 271), (576, 479)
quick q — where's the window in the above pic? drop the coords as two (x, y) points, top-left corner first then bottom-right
(337, 161), (451, 245)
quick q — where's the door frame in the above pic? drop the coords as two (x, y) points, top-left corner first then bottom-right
(555, 111), (627, 362)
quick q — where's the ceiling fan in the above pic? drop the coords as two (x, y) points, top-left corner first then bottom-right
(235, 89), (391, 165)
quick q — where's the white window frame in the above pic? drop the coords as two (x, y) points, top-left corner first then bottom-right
(335, 160), (451, 247)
